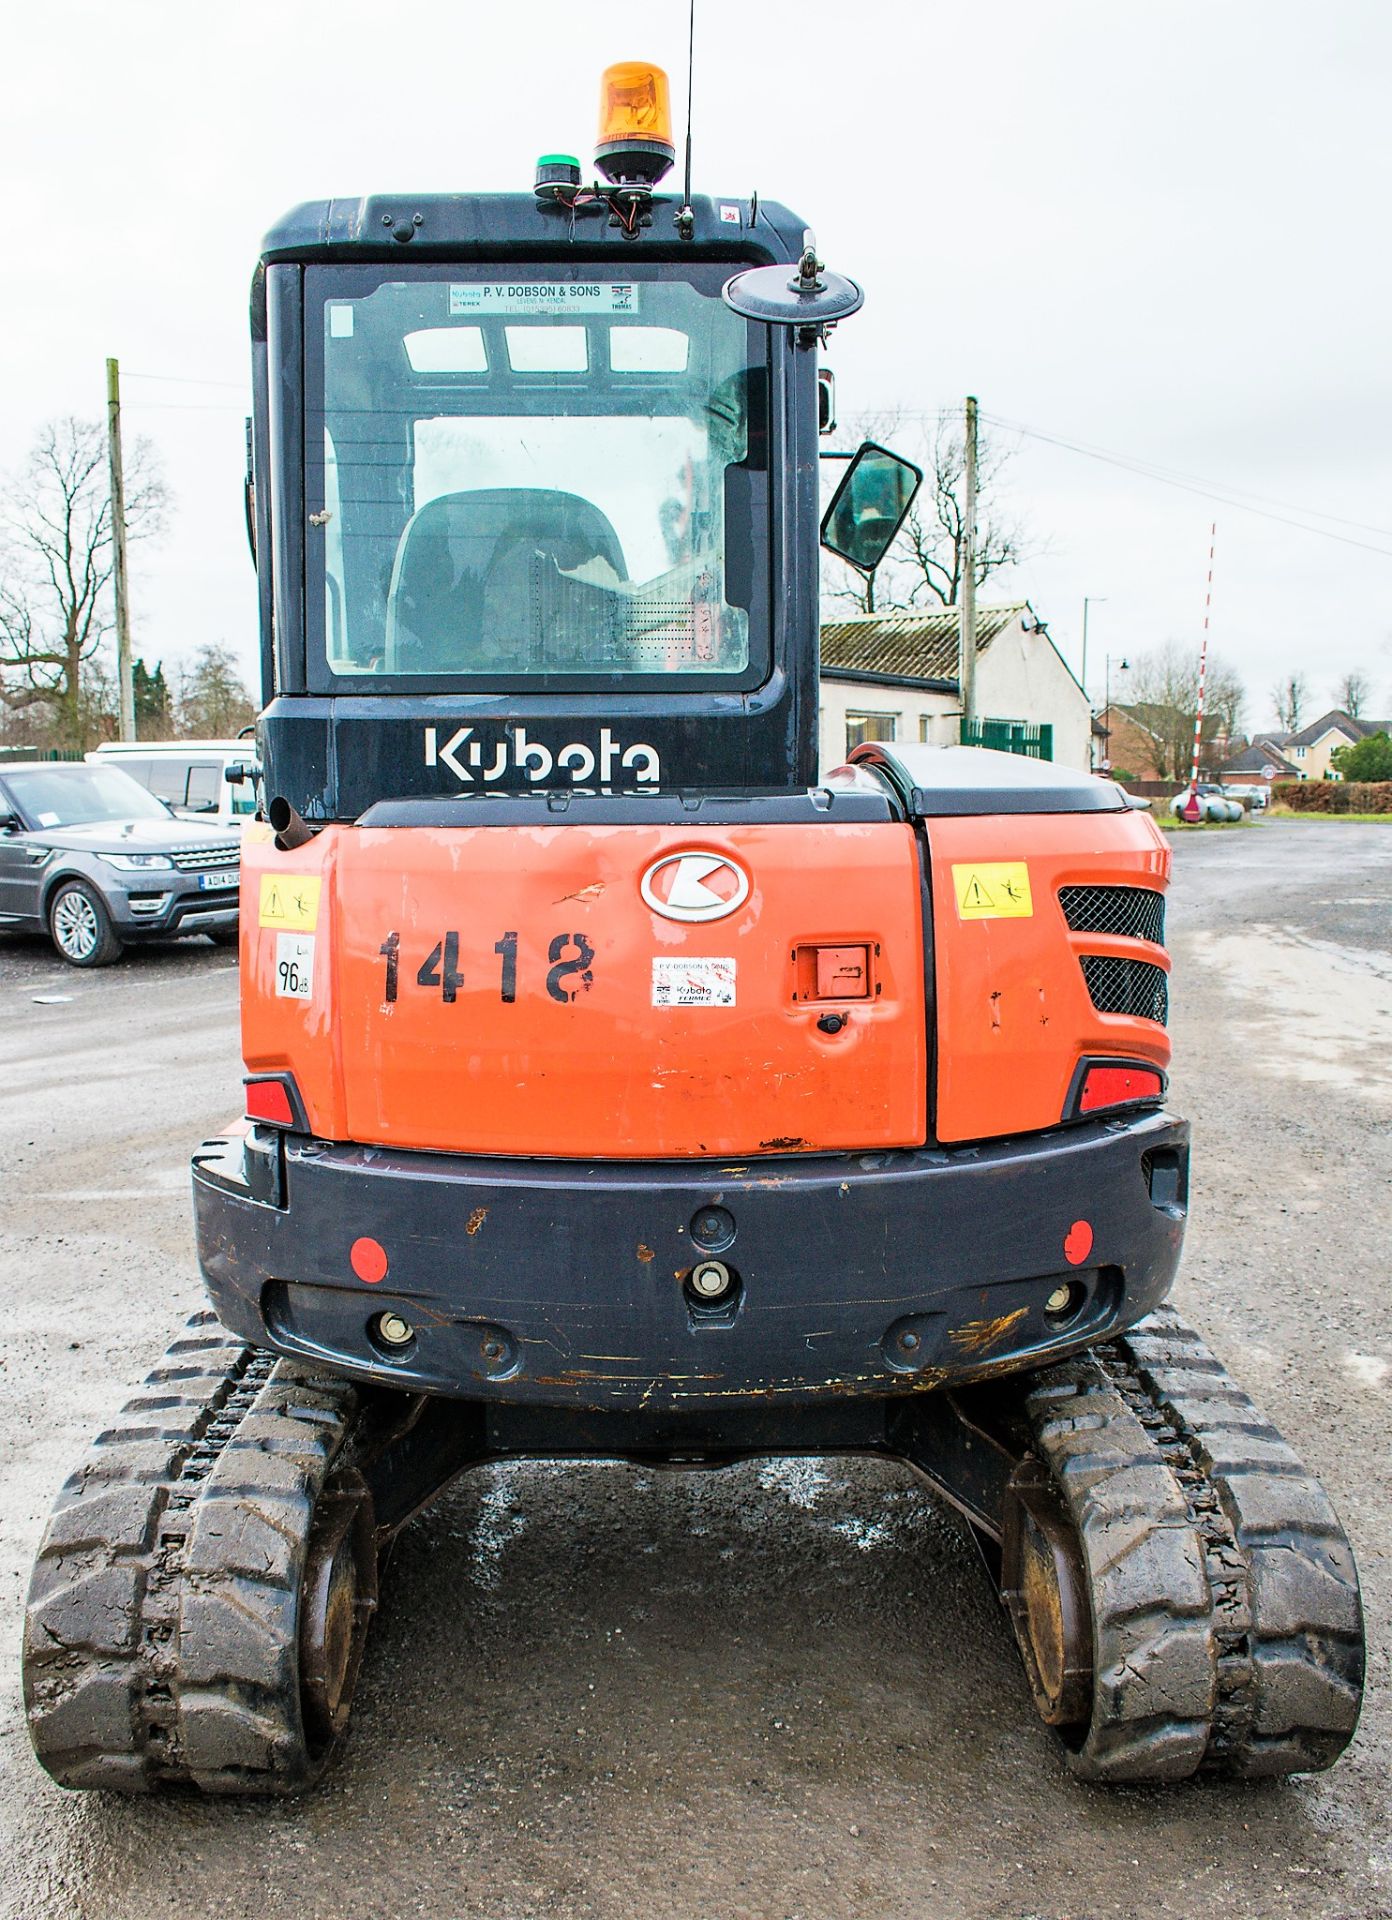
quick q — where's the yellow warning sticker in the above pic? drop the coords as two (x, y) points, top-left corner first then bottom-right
(952, 862), (1033, 920)
(258, 874), (322, 931)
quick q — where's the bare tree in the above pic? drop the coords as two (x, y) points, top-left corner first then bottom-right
(1336, 669), (1369, 718)
(1271, 673), (1308, 734)
(1126, 641), (1248, 780)
(0, 418), (168, 748)
(897, 419), (1026, 608)
(176, 642), (256, 738)
(77, 654), (118, 745)
(1206, 662), (1247, 748)
(822, 412), (1028, 615)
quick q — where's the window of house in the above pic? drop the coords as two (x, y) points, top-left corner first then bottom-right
(846, 712), (897, 753)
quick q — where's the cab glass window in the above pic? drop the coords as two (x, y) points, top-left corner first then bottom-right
(146, 759), (191, 805)
(306, 266), (768, 690)
(185, 763), (221, 813)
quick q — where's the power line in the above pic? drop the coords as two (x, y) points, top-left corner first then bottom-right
(892, 401), (1392, 552)
(972, 409), (1392, 559)
(979, 408), (1392, 539)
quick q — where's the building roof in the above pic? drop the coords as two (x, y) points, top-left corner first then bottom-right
(1107, 702), (1169, 742)
(1280, 708), (1392, 749)
(1221, 740), (1300, 777)
(1284, 709), (1360, 749)
(820, 603), (1031, 682)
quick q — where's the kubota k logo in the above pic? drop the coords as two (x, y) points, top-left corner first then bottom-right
(640, 852), (750, 923)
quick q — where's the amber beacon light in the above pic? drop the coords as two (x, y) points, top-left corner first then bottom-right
(595, 61), (676, 185)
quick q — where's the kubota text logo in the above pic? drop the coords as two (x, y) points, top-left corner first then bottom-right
(640, 852), (750, 923)
(425, 725), (659, 786)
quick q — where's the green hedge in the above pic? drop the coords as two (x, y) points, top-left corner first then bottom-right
(1272, 780), (1392, 813)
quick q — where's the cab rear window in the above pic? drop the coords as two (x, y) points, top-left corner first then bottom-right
(305, 263), (769, 694)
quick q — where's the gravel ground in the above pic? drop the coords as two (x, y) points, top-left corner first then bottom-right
(0, 820), (1388, 1920)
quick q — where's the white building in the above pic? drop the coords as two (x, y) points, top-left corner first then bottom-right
(818, 602), (1092, 775)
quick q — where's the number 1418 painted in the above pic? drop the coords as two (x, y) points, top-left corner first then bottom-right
(377, 930), (595, 1005)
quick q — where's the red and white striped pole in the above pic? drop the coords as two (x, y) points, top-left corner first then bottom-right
(1181, 523), (1217, 823)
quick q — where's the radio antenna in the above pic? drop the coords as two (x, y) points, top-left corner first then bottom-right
(677, 0), (696, 237)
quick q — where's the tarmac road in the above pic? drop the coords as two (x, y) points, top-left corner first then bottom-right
(0, 819), (1388, 1920)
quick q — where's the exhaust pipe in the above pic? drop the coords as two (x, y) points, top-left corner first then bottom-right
(268, 795), (314, 852)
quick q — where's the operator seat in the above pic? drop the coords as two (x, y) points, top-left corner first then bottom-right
(385, 488), (627, 672)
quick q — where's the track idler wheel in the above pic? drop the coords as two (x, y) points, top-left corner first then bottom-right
(299, 1472), (379, 1754)
(999, 1459), (1092, 1730)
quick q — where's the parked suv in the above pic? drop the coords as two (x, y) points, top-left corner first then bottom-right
(87, 740), (260, 831)
(0, 762), (240, 967)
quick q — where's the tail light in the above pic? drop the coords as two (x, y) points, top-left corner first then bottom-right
(1072, 1060), (1165, 1117)
(245, 1073), (305, 1129)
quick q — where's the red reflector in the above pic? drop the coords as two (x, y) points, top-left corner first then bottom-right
(1079, 1064), (1163, 1113)
(245, 1078), (295, 1126)
(350, 1237), (389, 1285)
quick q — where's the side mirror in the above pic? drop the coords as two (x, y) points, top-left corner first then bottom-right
(821, 441), (923, 573)
(0, 813), (20, 834)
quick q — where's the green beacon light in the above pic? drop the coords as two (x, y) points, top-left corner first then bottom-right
(534, 154), (583, 203)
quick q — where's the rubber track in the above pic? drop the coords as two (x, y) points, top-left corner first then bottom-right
(24, 1311), (363, 1794)
(1021, 1305), (1363, 1782)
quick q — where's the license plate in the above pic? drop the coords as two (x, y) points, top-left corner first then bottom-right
(198, 870), (236, 890)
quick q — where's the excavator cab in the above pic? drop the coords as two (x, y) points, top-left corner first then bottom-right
(249, 187), (914, 819)
(23, 62), (1362, 1797)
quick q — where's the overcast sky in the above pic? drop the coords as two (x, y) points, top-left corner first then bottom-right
(4, 0), (1390, 733)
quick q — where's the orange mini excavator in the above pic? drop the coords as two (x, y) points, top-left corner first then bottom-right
(26, 60), (1362, 1792)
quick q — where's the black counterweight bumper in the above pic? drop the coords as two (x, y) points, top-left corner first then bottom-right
(192, 1112), (1189, 1414)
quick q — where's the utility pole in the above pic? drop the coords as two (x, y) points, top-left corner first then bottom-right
(1080, 595), (1107, 704)
(106, 356), (135, 742)
(1103, 654), (1129, 773)
(1080, 595), (1107, 768)
(1182, 525), (1217, 822)
(959, 394), (978, 738)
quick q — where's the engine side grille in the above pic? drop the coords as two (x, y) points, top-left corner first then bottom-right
(170, 845), (240, 874)
(1060, 884), (1165, 946)
(1079, 954), (1169, 1025)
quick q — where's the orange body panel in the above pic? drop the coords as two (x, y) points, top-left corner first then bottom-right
(926, 809), (1171, 1143)
(239, 819), (928, 1158)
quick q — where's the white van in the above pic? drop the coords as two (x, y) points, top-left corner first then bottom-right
(87, 741), (260, 830)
